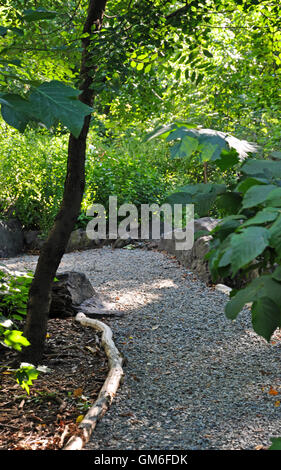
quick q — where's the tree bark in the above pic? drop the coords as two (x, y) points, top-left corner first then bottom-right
(203, 162), (208, 183)
(22, 0), (108, 365)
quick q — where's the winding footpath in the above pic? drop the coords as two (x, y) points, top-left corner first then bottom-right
(3, 246), (281, 450)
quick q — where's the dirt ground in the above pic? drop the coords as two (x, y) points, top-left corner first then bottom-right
(0, 317), (108, 450)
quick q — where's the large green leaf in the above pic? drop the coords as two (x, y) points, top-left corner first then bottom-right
(251, 297), (281, 342)
(170, 135), (199, 158)
(241, 159), (281, 179)
(242, 184), (277, 209)
(28, 81), (93, 138)
(198, 142), (220, 162)
(230, 226), (269, 275)
(269, 438), (281, 450)
(212, 215), (246, 241)
(240, 207), (279, 227)
(0, 81), (93, 138)
(225, 275), (281, 321)
(265, 187), (281, 208)
(216, 192), (242, 215)
(169, 182), (226, 216)
(165, 192), (193, 205)
(268, 214), (281, 254)
(225, 277), (263, 320)
(215, 149), (240, 170)
(22, 8), (57, 22)
(272, 265), (281, 282)
(145, 121), (194, 142)
(235, 177), (268, 194)
(146, 125), (257, 163)
(0, 94), (37, 132)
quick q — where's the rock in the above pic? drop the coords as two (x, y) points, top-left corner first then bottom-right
(0, 218), (24, 258)
(194, 217), (220, 233)
(157, 217), (220, 283)
(177, 234), (214, 283)
(66, 229), (103, 252)
(23, 230), (45, 251)
(49, 271), (122, 318)
(215, 284), (232, 295)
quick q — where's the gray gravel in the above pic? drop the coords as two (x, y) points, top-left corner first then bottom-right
(3, 246), (281, 450)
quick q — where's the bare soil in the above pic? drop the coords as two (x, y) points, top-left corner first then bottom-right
(0, 317), (108, 450)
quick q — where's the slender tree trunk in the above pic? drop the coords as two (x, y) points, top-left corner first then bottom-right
(203, 162), (208, 183)
(22, 0), (108, 365)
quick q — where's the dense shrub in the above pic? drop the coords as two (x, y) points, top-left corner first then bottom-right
(0, 123), (68, 233)
(0, 123), (208, 233)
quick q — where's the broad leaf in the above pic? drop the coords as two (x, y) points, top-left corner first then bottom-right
(28, 81), (93, 138)
(1, 94), (37, 132)
(235, 177), (268, 194)
(170, 183), (226, 217)
(269, 438), (281, 450)
(211, 215), (245, 241)
(251, 297), (281, 342)
(170, 135), (199, 158)
(23, 8), (57, 22)
(241, 159), (281, 179)
(165, 192), (193, 205)
(225, 275), (281, 320)
(225, 276), (263, 320)
(272, 266), (281, 282)
(265, 187), (281, 208)
(0, 82), (93, 137)
(215, 149), (240, 170)
(230, 226), (269, 275)
(240, 208), (279, 227)
(216, 192), (242, 215)
(268, 214), (281, 254)
(242, 184), (277, 209)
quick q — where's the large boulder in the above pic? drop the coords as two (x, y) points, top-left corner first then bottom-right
(0, 218), (24, 258)
(49, 271), (121, 318)
(66, 228), (104, 252)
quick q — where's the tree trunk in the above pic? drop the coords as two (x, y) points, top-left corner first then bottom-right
(203, 162), (208, 183)
(22, 0), (108, 365)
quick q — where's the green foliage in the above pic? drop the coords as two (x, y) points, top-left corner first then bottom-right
(0, 268), (33, 319)
(147, 122), (258, 164)
(14, 363), (40, 395)
(146, 123), (257, 218)
(269, 438), (281, 450)
(0, 81), (92, 138)
(81, 131), (194, 218)
(0, 267), (33, 354)
(166, 182), (227, 217)
(0, 268), (41, 394)
(0, 124), (68, 232)
(0, 315), (30, 351)
(206, 158), (281, 342)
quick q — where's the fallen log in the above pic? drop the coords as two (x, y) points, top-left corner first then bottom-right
(63, 312), (124, 450)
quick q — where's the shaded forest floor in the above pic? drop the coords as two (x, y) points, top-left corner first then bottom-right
(0, 317), (108, 450)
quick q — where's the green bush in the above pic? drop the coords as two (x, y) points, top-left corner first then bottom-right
(81, 130), (200, 223)
(205, 157), (281, 342)
(0, 123), (203, 233)
(0, 268), (40, 394)
(0, 123), (68, 233)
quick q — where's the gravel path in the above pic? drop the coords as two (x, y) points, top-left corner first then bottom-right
(3, 246), (281, 450)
